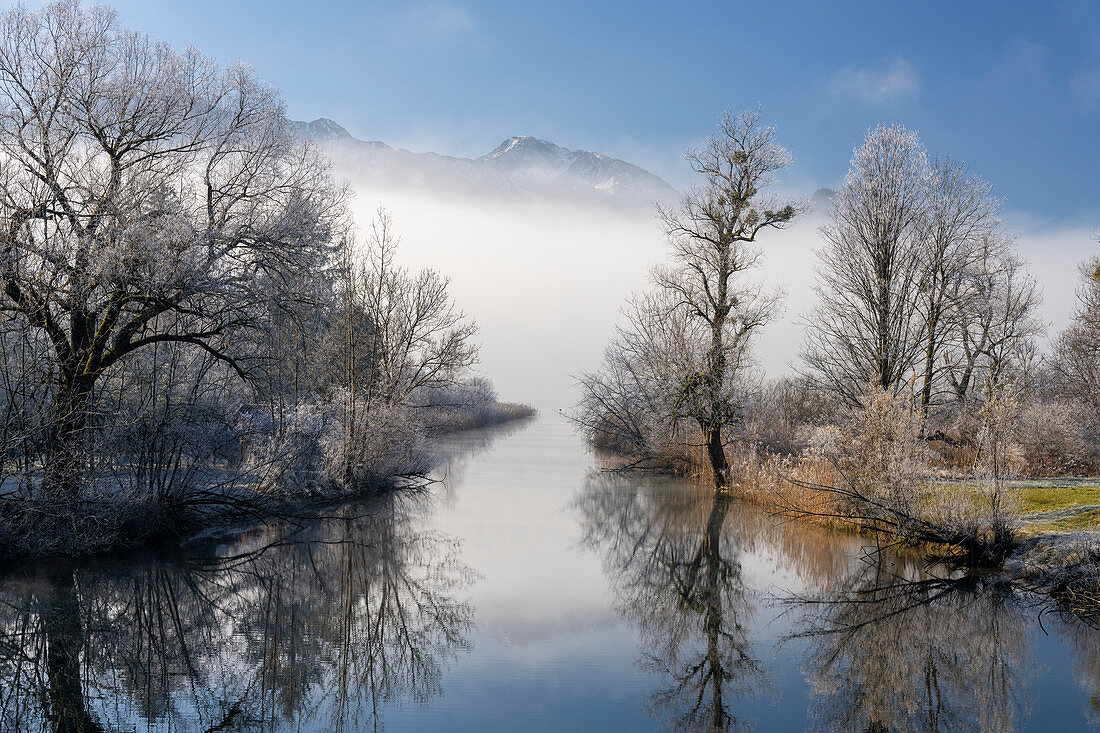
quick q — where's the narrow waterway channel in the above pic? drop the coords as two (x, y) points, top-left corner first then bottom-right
(2, 414), (1098, 731)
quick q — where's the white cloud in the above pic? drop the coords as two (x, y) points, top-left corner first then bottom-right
(411, 2), (474, 37)
(829, 58), (922, 104)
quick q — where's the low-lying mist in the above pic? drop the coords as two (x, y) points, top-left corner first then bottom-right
(345, 184), (1094, 410)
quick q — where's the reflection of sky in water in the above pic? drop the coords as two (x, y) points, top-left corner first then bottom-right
(1, 413), (1099, 731)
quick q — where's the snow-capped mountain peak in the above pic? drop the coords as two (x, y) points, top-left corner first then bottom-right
(481, 136), (574, 167)
(290, 117), (354, 142)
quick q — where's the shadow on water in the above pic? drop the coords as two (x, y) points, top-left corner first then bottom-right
(575, 470), (1100, 732)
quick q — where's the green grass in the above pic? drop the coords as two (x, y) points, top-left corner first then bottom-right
(1021, 508), (1100, 535)
(932, 480), (1100, 536)
(1017, 486), (1100, 514)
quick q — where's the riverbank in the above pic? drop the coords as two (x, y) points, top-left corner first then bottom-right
(0, 405), (537, 561)
(595, 441), (1100, 626)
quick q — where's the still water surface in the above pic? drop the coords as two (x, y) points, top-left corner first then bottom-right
(3, 414), (1100, 731)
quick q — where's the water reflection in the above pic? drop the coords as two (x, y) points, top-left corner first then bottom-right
(575, 468), (1100, 732)
(432, 416), (537, 494)
(790, 562), (1030, 732)
(1052, 614), (1100, 726)
(576, 475), (763, 730)
(3, 416), (1100, 731)
(0, 488), (474, 732)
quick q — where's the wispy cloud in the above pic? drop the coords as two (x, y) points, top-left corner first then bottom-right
(999, 40), (1048, 78)
(1070, 67), (1100, 109)
(411, 2), (474, 37)
(829, 58), (922, 103)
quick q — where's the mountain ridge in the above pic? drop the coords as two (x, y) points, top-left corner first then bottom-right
(292, 117), (679, 208)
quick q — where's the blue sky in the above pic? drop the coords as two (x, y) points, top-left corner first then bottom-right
(93, 0), (1099, 226)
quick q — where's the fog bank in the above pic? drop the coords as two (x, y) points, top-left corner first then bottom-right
(346, 186), (1095, 409)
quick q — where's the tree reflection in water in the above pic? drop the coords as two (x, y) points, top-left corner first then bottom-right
(576, 470), (1100, 733)
(0, 488), (474, 732)
(788, 560), (1032, 733)
(576, 473), (764, 731)
(1051, 613), (1100, 727)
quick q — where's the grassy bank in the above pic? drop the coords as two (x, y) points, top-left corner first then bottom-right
(922, 478), (1100, 535)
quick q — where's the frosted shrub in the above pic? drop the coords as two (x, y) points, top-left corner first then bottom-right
(248, 394), (432, 496)
(248, 402), (336, 496)
(836, 386), (927, 512)
(411, 378), (533, 434)
(802, 425), (843, 458)
(747, 375), (840, 456)
(1016, 400), (1094, 476)
(320, 394), (432, 489)
(96, 390), (239, 504)
(779, 385), (1019, 565)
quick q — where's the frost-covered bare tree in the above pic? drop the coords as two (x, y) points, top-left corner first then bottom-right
(916, 158), (998, 411)
(285, 208), (482, 490)
(801, 125), (930, 406)
(575, 289), (705, 469)
(0, 1), (344, 501)
(802, 128), (1040, 414)
(1053, 243), (1100, 427)
(579, 110), (797, 487)
(353, 209), (479, 407)
(944, 233), (1042, 403)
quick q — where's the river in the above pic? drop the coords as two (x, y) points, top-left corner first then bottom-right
(1, 414), (1098, 731)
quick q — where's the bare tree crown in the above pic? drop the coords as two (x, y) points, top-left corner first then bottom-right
(0, 1), (345, 388)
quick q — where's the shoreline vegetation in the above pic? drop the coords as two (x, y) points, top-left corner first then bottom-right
(586, 417), (1100, 627)
(574, 109), (1100, 625)
(0, 2), (536, 560)
(0, 399), (537, 561)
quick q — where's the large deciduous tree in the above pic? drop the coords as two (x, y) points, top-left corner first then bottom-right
(578, 110), (797, 487)
(0, 1), (344, 500)
(802, 125), (1041, 412)
(801, 124), (930, 406)
(915, 158), (998, 411)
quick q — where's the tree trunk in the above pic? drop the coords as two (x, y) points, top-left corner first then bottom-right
(43, 375), (95, 504)
(703, 421), (731, 489)
(920, 312), (939, 415)
(705, 291), (731, 490)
